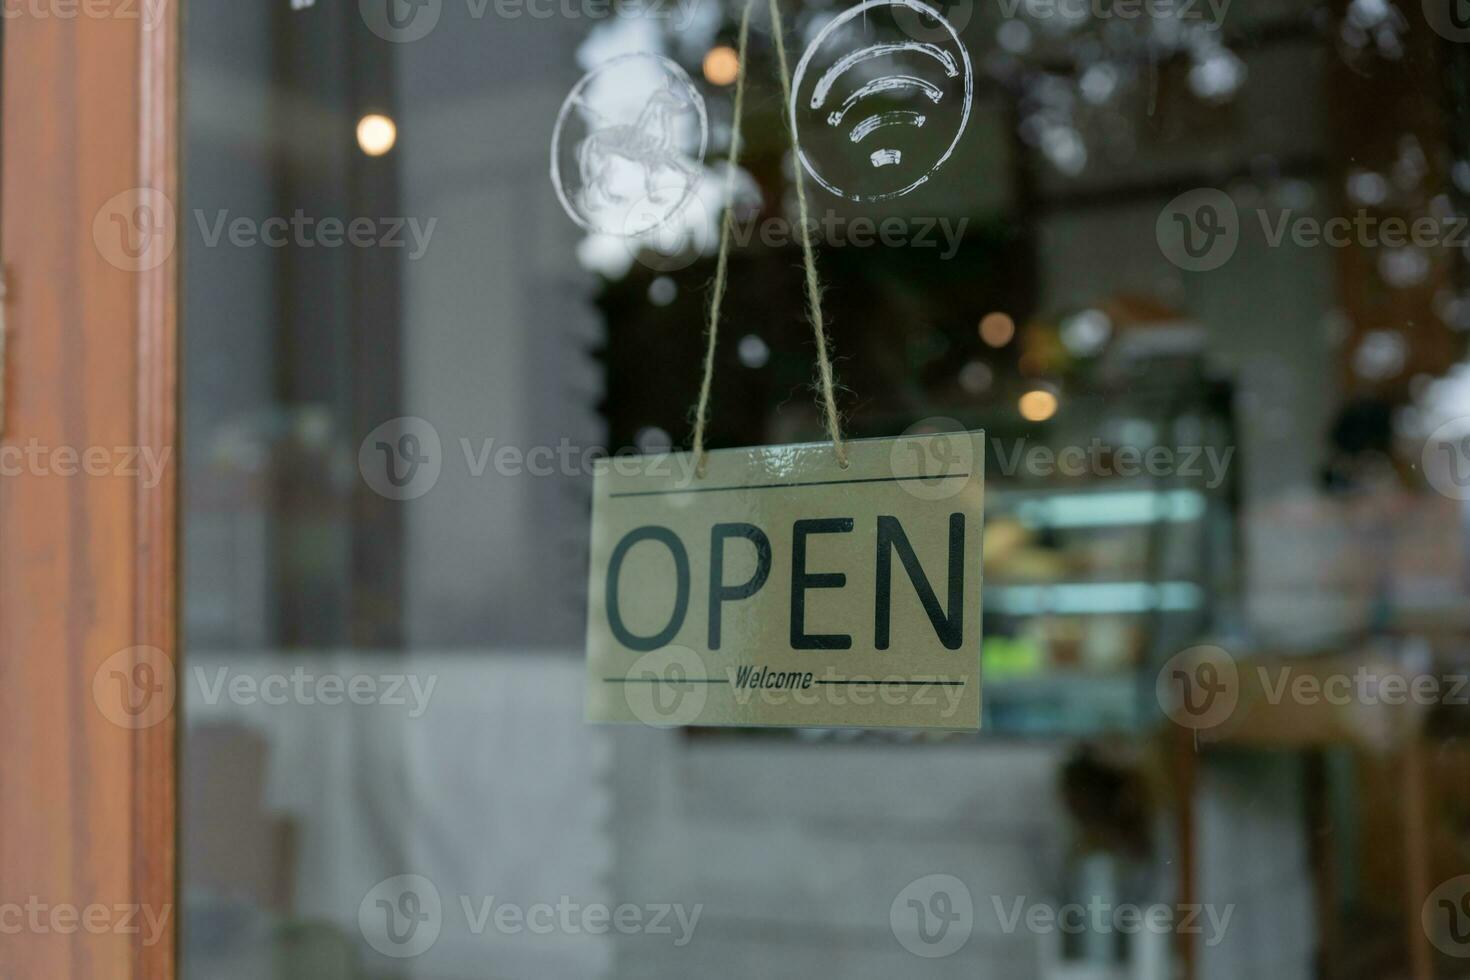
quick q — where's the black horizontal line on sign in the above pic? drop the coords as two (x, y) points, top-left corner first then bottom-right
(607, 473), (971, 499)
(814, 680), (966, 687)
(603, 678), (730, 684)
(601, 678), (965, 687)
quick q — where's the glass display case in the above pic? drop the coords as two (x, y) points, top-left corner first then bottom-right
(966, 345), (1238, 734)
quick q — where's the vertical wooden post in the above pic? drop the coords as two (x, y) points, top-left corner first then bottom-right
(1171, 724), (1198, 980)
(0, 2), (179, 978)
(1405, 737), (1432, 980)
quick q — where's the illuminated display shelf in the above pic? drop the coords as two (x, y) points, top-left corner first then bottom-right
(981, 476), (1234, 735)
(971, 372), (1239, 736)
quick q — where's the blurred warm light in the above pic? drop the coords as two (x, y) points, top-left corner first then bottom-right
(356, 114), (397, 157)
(980, 312), (1015, 347)
(1018, 389), (1058, 422)
(703, 46), (740, 86)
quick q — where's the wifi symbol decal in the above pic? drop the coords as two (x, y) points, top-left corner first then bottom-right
(819, 64), (950, 168)
(792, 0), (973, 202)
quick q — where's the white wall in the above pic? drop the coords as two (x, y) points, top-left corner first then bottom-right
(607, 733), (1069, 977)
(394, 5), (603, 650)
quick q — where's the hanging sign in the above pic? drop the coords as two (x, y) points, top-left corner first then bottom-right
(584, 431), (983, 730)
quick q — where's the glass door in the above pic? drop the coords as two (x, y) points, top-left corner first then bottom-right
(178, 0), (1470, 977)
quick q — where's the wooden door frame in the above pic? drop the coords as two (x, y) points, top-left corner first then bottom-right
(0, 2), (179, 978)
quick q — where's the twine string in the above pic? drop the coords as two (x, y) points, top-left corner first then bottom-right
(690, 0), (755, 475)
(766, 0), (847, 467)
(689, 0), (848, 474)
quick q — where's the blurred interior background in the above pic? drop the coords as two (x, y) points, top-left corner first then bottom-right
(180, 0), (1470, 975)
